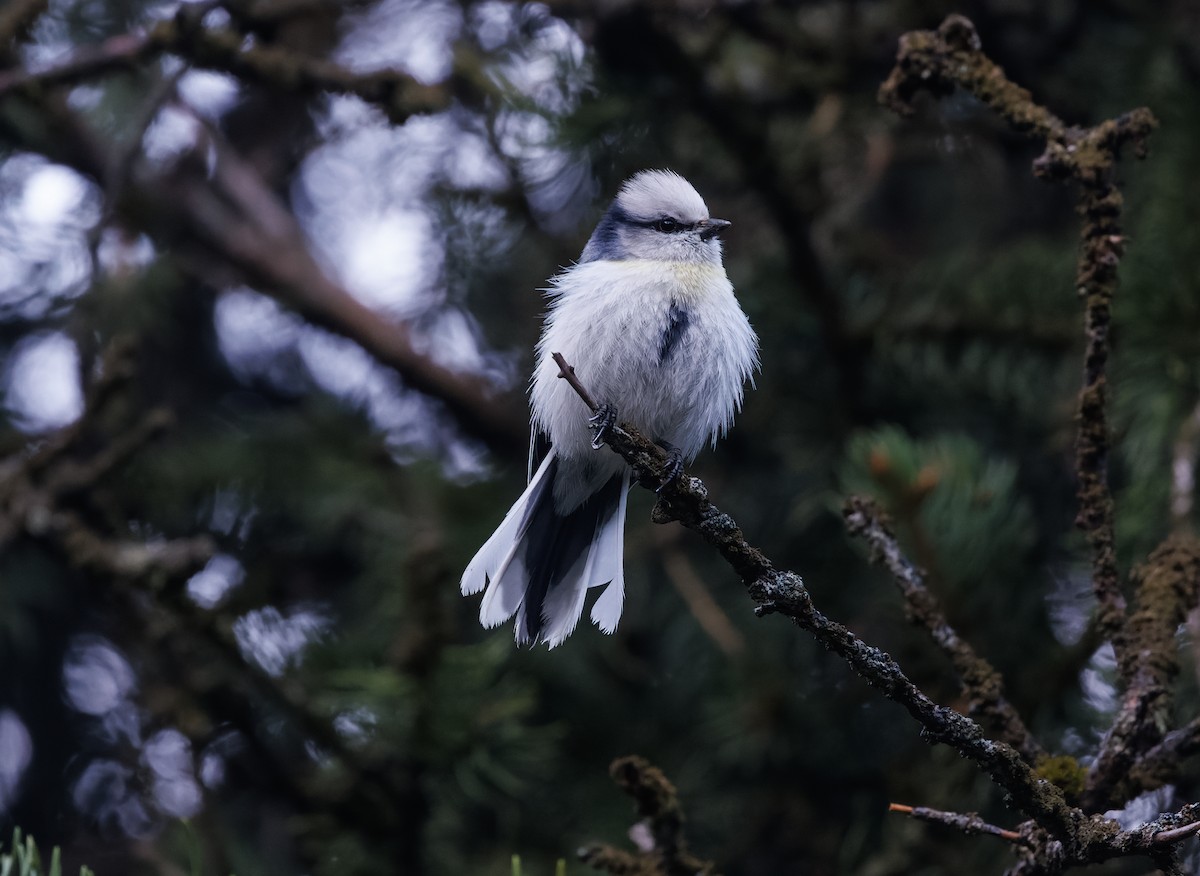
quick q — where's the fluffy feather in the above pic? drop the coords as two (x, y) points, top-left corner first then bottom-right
(461, 170), (758, 646)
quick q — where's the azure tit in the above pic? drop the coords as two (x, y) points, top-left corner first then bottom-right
(461, 170), (759, 647)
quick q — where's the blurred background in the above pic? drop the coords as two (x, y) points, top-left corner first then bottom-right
(0, 0), (1198, 873)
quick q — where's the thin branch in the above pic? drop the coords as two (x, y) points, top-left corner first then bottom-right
(0, 11), (479, 123)
(1152, 821), (1200, 845)
(656, 529), (745, 658)
(553, 351), (1200, 868)
(1131, 717), (1200, 793)
(0, 31), (163, 96)
(888, 802), (1025, 844)
(550, 353), (1080, 841)
(844, 497), (1044, 764)
(579, 756), (718, 876)
(552, 352), (598, 411)
(46, 509), (214, 581)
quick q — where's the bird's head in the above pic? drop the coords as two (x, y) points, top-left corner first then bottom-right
(580, 170), (730, 266)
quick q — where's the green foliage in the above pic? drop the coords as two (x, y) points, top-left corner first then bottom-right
(510, 855), (567, 876)
(0, 830), (93, 876)
(839, 426), (1037, 591)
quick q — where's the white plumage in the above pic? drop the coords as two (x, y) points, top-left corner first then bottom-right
(461, 170), (759, 647)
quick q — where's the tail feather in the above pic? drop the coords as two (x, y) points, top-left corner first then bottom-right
(461, 449), (630, 646)
(588, 483), (628, 634)
(537, 476), (627, 647)
(462, 452), (557, 598)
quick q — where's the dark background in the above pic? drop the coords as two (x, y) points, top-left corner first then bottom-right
(0, 0), (1198, 873)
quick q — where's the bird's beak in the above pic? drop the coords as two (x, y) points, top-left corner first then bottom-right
(698, 217), (731, 241)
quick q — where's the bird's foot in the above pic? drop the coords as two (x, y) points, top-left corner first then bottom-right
(589, 403), (617, 449)
(656, 441), (685, 493)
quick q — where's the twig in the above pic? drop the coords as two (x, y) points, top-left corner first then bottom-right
(552, 352), (599, 411)
(844, 497), (1044, 764)
(1152, 821), (1200, 845)
(656, 529), (745, 657)
(0, 31), (162, 97)
(579, 756), (718, 876)
(888, 802), (1025, 844)
(47, 509), (214, 581)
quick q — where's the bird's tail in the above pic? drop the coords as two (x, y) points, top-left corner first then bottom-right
(461, 450), (629, 647)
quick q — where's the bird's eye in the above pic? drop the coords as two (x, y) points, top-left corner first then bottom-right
(653, 217), (680, 233)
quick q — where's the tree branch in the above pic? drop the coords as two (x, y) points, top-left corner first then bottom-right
(551, 353), (1080, 840)
(1129, 717), (1200, 793)
(844, 496), (1044, 764)
(554, 351), (1200, 869)
(888, 802), (1025, 844)
(878, 10), (1163, 814)
(1085, 536), (1200, 809)
(579, 756), (718, 876)
(1, 74), (528, 456)
(165, 122), (527, 454)
(0, 8), (483, 123)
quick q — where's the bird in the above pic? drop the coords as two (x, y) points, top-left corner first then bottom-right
(460, 170), (759, 647)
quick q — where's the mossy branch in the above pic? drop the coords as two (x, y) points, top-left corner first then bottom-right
(552, 353), (1084, 840)
(579, 757), (718, 876)
(877, 10), (1174, 816)
(844, 497), (1044, 764)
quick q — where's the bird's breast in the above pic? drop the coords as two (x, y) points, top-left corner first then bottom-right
(533, 258), (755, 465)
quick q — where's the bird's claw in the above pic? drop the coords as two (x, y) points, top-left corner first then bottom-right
(589, 403), (616, 449)
(656, 444), (685, 493)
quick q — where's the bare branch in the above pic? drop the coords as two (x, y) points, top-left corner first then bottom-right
(888, 802), (1025, 844)
(553, 351), (599, 411)
(1152, 821), (1200, 845)
(656, 528), (745, 657)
